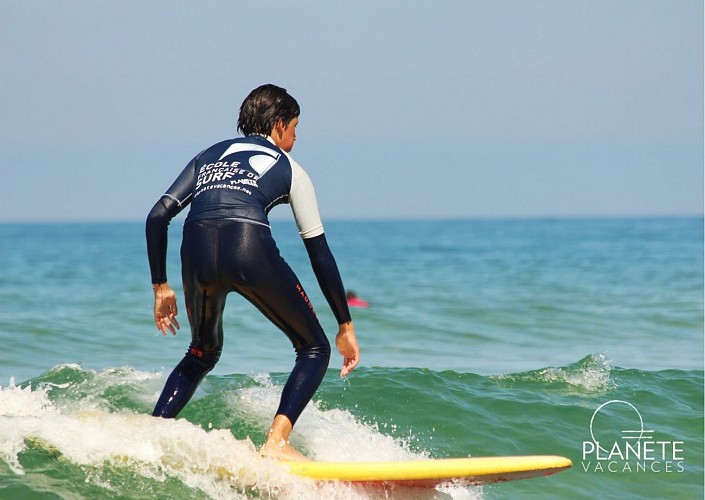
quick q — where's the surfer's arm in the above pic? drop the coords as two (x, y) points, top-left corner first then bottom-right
(289, 158), (360, 375)
(303, 234), (352, 325)
(288, 157), (324, 239)
(145, 158), (195, 334)
(301, 228), (359, 377)
(288, 158), (352, 323)
(146, 197), (182, 335)
(146, 159), (195, 284)
(287, 161), (347, 319)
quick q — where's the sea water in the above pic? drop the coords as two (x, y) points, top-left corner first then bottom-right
(0, 217), (702, 499)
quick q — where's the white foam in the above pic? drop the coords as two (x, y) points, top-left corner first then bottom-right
(0, 379), (56, 417)
(0, 369), (482, 499)
(230, 374), (423, 462)
(539, 352), (615, 392)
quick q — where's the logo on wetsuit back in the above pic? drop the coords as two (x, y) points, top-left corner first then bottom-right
(194, 143), (281, 198)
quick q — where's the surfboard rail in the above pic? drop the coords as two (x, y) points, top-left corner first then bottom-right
(283, 454), (572, 487)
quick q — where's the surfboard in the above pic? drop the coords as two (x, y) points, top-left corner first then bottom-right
(282, 455), (572, 488)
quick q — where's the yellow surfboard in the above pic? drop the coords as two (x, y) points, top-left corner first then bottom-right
(283, 455), (572, 487)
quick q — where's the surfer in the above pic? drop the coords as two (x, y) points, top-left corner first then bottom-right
(145, 84), (360, 461)
(346, 290), (370, 308)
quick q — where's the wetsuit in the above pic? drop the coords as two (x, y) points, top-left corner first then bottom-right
(146, 135), (351, 424)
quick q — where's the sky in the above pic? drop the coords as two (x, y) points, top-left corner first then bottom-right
(0, 0), (702, 222)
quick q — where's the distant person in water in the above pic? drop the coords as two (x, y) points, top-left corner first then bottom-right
(346, 290), (370, 308)
(145, 84), (360, 462)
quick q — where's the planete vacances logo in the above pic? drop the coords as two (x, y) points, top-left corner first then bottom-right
(581, 400), (685, 473)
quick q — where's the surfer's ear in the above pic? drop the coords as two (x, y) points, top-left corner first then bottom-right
(271, 120), (284, 139)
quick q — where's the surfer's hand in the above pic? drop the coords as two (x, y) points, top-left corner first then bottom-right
(153, 282), (180, 335)
(336, 322), (359, 378)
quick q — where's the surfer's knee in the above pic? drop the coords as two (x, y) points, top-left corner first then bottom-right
(180, 347), (221, 375)
(297, 341), (331, 367)
(294, 341), (331, 384)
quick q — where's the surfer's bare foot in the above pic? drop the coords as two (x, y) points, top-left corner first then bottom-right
(261, 441), (311, 462)
(261, 414), (311, 462)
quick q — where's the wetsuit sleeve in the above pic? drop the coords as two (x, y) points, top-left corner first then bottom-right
(286, 157), (350, 323)
(287, 158), (324, 239)
(303, 234), (352, 325)
(146, 158), (196, 284)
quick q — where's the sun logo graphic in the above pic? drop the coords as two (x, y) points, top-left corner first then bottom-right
(581, 400), (685, 473)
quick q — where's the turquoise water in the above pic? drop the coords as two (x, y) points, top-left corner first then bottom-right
(0, 217), (703, 499)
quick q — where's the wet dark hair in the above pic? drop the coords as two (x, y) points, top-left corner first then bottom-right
(237, 84), (300, 136)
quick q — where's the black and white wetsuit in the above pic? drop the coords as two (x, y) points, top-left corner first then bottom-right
(146, 135), (351, 424)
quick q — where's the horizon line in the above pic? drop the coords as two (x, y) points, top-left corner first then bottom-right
(0, 213), (702, 225)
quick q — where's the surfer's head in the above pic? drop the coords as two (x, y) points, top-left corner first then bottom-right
(237, 84), (300, 140)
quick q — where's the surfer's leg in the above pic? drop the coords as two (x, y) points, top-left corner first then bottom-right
(228, 224), (330, 458)
(245, 274), (331, 427)
(260, 339), (329, 461)
(263, 414), (306, 461)
(152, 221), (226, 418)
(152, 350), (220, 417)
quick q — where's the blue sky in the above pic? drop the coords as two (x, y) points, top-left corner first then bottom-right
(1, 1), (702, 222)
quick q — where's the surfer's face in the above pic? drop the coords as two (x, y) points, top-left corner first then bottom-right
(272, 117), (298, 152)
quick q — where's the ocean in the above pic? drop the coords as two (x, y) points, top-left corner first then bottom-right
(0, 217), (702, 499)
